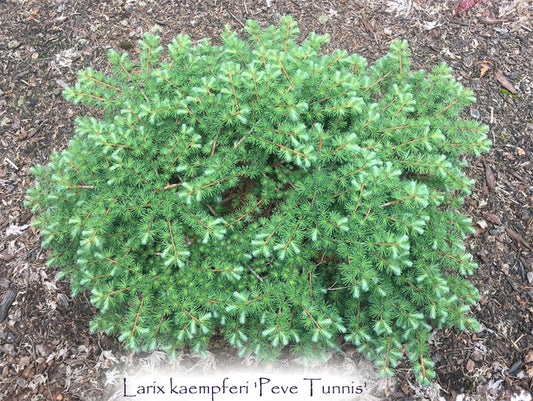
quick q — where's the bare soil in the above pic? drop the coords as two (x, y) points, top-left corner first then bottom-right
(0, 1), (532, 400)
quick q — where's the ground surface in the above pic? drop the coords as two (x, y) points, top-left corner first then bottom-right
(0, 0), (532, 400)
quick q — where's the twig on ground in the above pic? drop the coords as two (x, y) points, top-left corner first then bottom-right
(0, 289), (15, 322)
(4, 158), (19, 171)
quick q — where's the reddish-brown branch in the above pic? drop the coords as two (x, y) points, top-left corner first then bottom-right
(184, 209), (213, 232)
(226, 199), (263, 227)
(363, 71), (392, 92)
(391, 137), (428, 150)
(167, 219), (178, 259)
(100, 286), (131, 299)
(228, 68), (240, 110)
(131, 298), (144, 337)
(155, 313), (165, 337)
(353, 183), (365, 214)
(381, 194), (418, 207)
(77, 92), (114, 103)
(435, 98), (460, 116)
(82, 74), (123, 92)
(300, 304), (322, 330)
(284, 216), (303, 252)
(378, 125), (408, 132)
(179, 304), (200, 323)
(262, 138), (308, 158)
(273, 54), (293, 90)
(244, 295), (263, 306)
(66, 185), (94, 189)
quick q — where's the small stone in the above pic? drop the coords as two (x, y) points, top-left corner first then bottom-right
(423, 21), (441, 31)
(501, 263), (509, 275)
(470, 107), (481, 119)
(318, 14), (329, 24)
(57, 293), (70, 308)
(8, 40), (20, 49)
(472, 78), (481, 91)
(16, 377), (28, 388)
(476, 220), (488, 229)
(150, 24), (163, 34)
(463, 56), (474, 68)
(119, 41), (134, 50)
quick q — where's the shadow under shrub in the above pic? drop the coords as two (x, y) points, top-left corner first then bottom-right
(26, 16), (491, 384)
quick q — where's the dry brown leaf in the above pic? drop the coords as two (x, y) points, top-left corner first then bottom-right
(36, 343), (50, 358)
(361, 15), (374, 33)
(477, 249), (489, 262)
(479, 63), (491, 78)
(5, 224), (30, 236)
(495, 69), (518, 94)
(466, 359), (475, 373)
(22, 363), (35, 379)
(482, 211), (502, 225)
(18, 356), (30, 371)
(525, 350), (533, 364)
(526, 350), (533, 378)
(484, 162), (496, 191)
(506, 228), (531, 249)
(476, 220), (488, 229)
(401, 381), (410, 395)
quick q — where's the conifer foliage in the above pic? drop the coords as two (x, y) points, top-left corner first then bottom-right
(27, 17), (491, 383)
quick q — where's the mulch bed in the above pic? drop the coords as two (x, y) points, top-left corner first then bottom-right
(1, 0), (531, 399)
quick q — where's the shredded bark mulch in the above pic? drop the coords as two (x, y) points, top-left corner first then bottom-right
(1, 1), (531, 400)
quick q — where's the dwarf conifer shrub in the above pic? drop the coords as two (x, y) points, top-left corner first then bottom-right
(27, 16), (491, 383)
